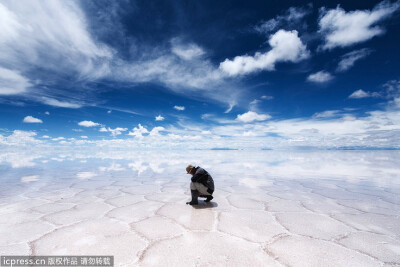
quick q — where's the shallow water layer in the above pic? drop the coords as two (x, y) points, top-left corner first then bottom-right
(0, 150), (399, 266)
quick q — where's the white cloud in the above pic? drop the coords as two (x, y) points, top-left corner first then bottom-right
(99, 163), (125, 172)
(107, 110), (112, 114)
(0, 67), (31, 95)
(0, 1), (112, 78)
(128, 161), (148, 175)
(1, 103), (400, 149)
(155, 115), (165, 121)
(346, 80), (400, 102)
(42, 135), (50, 138)
(40, 97), (82, 108)
(0, 1), (239, 106)
(220, 30), (310, 76)
(236, 111), (271, 123)
(307, 71), (333, 83)
(242, 131), (259, 137)
(349, 89), (370, 99)
(76, 171), (97, 180)
(78, 120), (100, 127)
(255, 6), (311, 34)
(313, 110), (341, 118)
(99, 127), (128, 137)
(224, 103), (235, 113)
(174, 105), (185, 111)
(250, 99), (261, 108)
(349, 89), (380, 99)
(261, 95), (274, 100)
(171, 39), (205, 60)
(383, 79), (400, 99)
(52, 137), (65, 141)
(81, 136), (88, 139)
(3, 130), (40, 145)
(45, 111), (50, 115)
(23, 116), (43, 123)
(319, 1), (400, 50)
(113, 49), (231, 103)
(21, 175), (39, 183)
(337, 48), (372, 72)
(149, 126), (165, 136)
(128, 124), (149, 138)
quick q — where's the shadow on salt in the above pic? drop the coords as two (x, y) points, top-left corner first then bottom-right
(191, 202), (218, 209)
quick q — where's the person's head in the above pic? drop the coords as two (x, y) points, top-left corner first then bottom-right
(186, 164), (196, 175)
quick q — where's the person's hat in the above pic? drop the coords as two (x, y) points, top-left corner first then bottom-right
(186, 164), (195, 174)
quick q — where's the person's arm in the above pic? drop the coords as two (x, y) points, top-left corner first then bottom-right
(191, 168), (207, 183)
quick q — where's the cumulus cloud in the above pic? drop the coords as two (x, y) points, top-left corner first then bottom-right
(2, 130), (40, 145)
(174, 105), (185, 111)
(149, 126), (165, 136)
(349, 89), (380, 99)
(78, 120), (100, 127)
(99, 127), (128, 137)
(346, 80), (400, 101)
(128, 124), (149, 138)
(23, 116), (43, 123)
(1, 105), (400, 149)
(337, 48), (372, 72)
(236, 111), (271, 123)
(319, 1), (400, 50)
(155, 115), (165, 121)
(307, 71), (333, 83)
(219, 30), (310, 76)
(0, 67), (31, 95)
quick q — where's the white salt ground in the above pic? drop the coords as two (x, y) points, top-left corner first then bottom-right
(0, 150), (399, 266)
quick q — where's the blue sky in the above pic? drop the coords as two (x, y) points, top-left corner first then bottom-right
(0, 0), (400, 149)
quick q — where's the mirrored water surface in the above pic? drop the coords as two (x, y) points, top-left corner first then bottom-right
(1, 150), (399, 266)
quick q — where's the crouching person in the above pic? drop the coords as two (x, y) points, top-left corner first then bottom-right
(186, 164), (214, 205)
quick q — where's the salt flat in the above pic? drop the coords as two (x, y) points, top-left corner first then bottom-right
(0, 150), (399, 266)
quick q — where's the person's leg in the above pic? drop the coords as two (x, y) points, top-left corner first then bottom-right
(186, 182), (199, 205)
(193, 182), (213, 202)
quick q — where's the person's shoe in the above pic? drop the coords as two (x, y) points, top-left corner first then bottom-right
(205, 195), (213, 202)
(186, 190), (199, 205)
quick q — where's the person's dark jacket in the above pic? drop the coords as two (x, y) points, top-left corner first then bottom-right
(191, 166), (214, 194)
